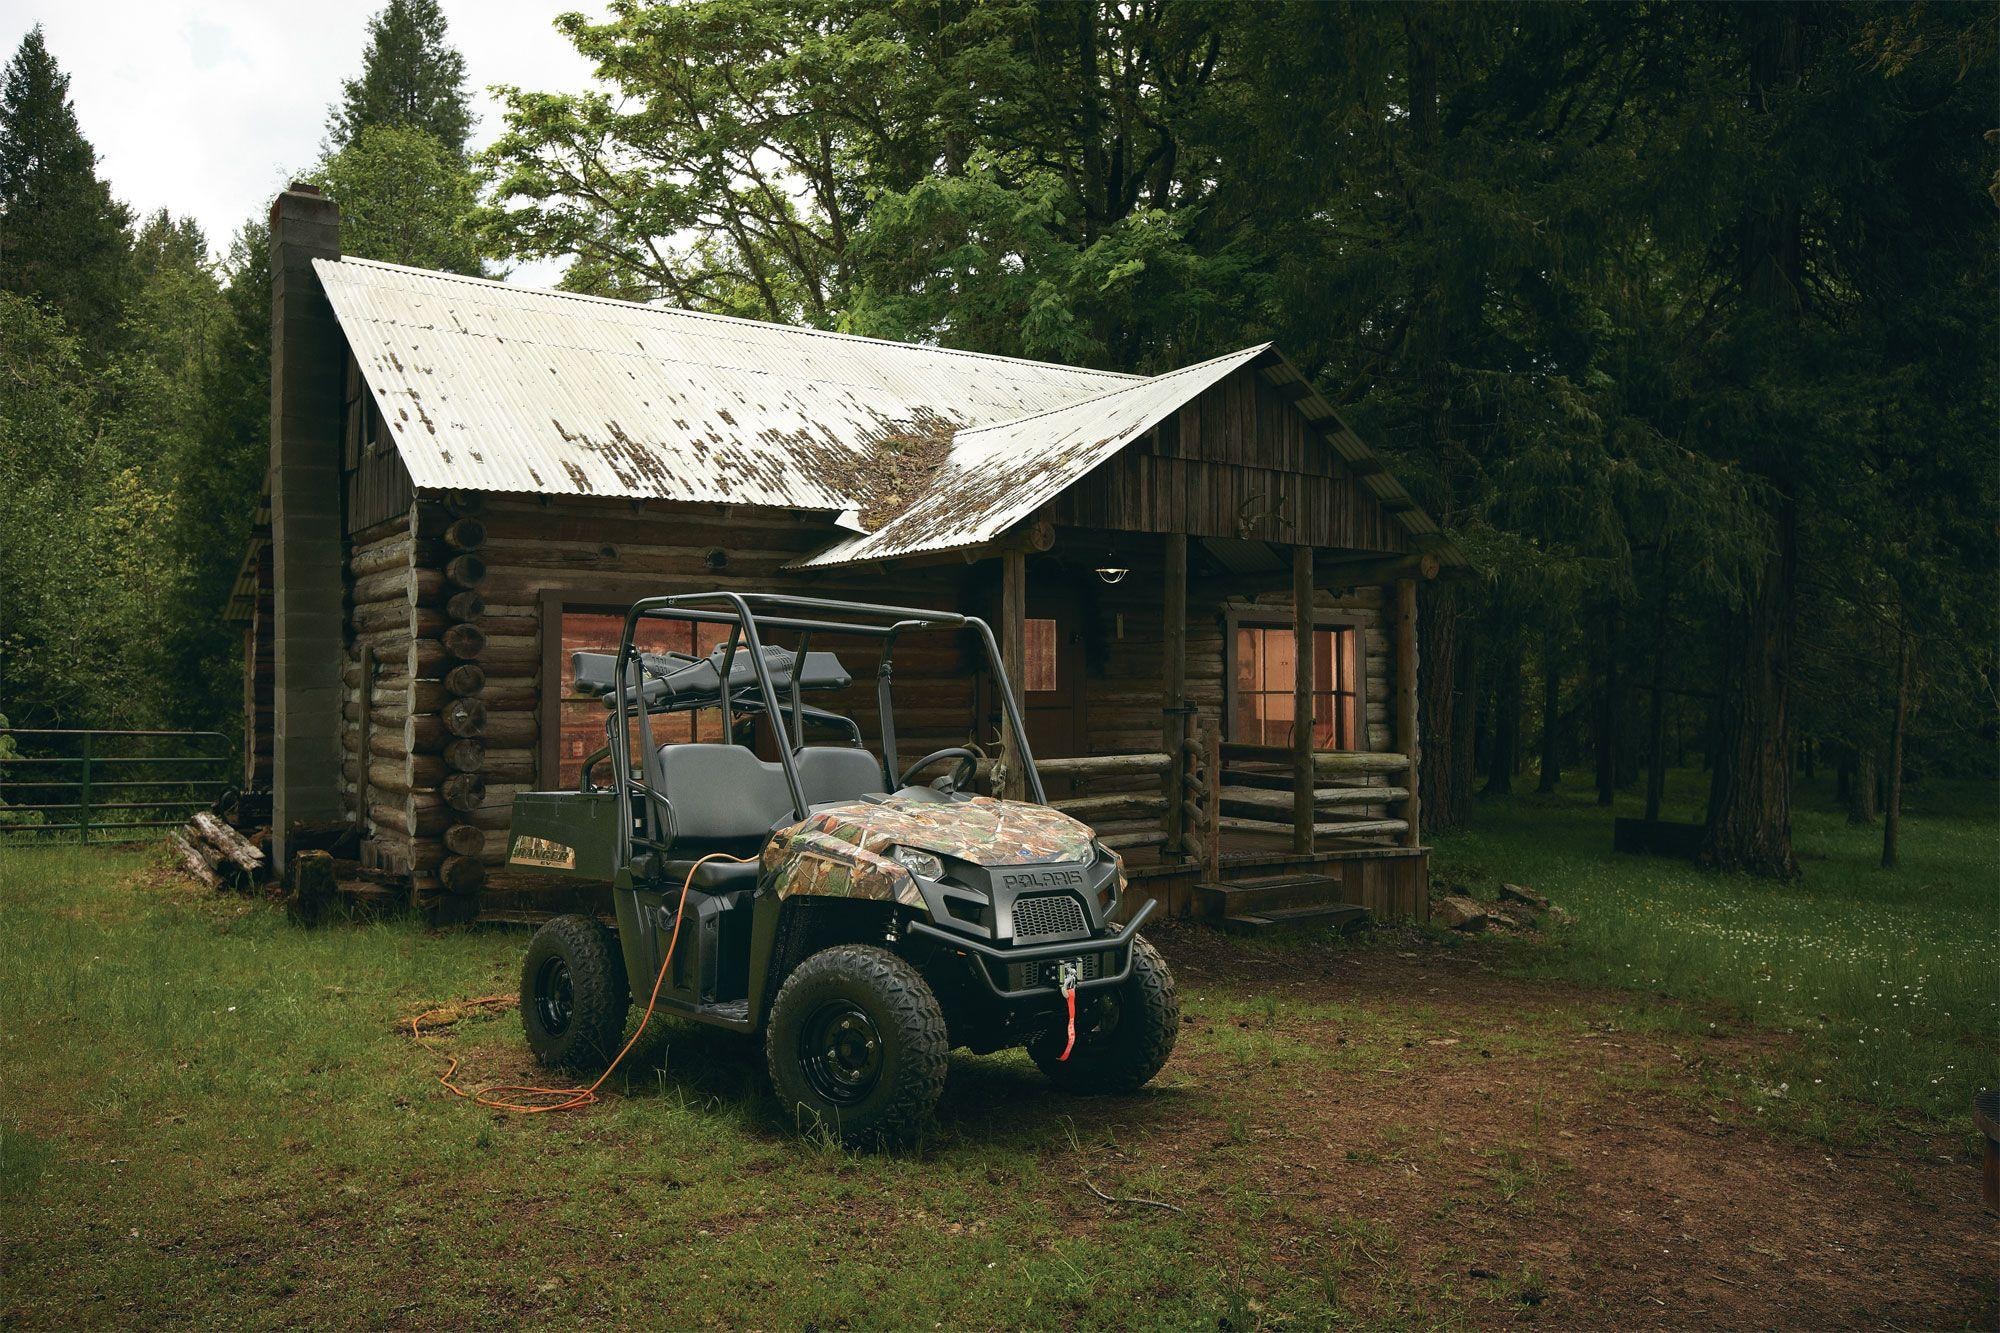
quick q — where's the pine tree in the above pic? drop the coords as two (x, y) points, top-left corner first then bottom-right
(0, 25), (132, 354)
(327, 0), (473, 159)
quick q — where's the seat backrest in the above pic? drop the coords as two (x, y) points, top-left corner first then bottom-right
(794, 746), (885, 806)
(655, 744), (795, 842)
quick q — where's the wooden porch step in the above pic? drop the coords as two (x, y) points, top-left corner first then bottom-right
(1194, 872), (1342, 919)
(1217, 902), (1372, 937)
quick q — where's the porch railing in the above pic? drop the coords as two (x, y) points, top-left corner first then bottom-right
(1215, 744), (1413, 843)
(0, 728), (234, 843)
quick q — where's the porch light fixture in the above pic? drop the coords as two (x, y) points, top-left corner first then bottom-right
(1094, 566), (1130, 585)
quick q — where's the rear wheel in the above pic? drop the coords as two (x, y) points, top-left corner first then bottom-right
(766, 945), (948, 1146)
(521, 915), (630, 1073)
(1029, 935), (1178, 1094)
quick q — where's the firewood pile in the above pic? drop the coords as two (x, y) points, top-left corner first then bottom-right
(170, 808), (270, 893)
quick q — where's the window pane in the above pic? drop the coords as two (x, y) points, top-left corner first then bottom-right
(1233, 623), (1362, 752)
(1023, 618), (1058, 693)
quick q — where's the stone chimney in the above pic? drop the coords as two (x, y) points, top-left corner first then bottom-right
(267, 184), (344, 865)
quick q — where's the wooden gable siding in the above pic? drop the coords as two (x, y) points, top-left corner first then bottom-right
(343, 356), (414, 537)
(1053, 365), (1405, 554)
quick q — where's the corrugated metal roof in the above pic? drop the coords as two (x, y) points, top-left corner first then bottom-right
(314, 257), (1462, 570)
(794, 346), (1269, 568)
(315, 257), (1140, 510)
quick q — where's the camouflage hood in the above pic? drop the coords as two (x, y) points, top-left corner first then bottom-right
(762, 792), (1101, 906)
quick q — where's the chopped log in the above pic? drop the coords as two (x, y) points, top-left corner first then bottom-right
(1099, 830), (1168, 852)
(171, 832), (223, 889)
(371, 730), (414, 760)
(476, 614), (537, 637)
(353, 568), (420, 605)
(443, 622), (486, 661)
(189, 810), (265, 875)
(444, 552), (487, 590)
(444, 823), (487, 857)
(439, 854), (487, 895)
(1051, 793), (1167, 822)
(411, 639), (446, 678)
(445, 590), (485, 622)
(443, 738), (486, 773)
(1217, 815), (1410, 839)
(441, 772), (487, 813)
(370, 801), (448, 838)
(443, 696), (487, 738)
(443, 516), (486, 552)
(1313, 751), (1411, 776)
(480, 680), (537, 711)
(443, 662), (486, 697)
(481, 749), (534, 783)
(474, 639), (536, 676)
(481, 713), (535, 748)
(371, 755), (446, 791)
(1037, 753), (1172, 779)
(350, 538), (443, 579)
(351, 601), (418, 635)
(286, 849), (336, 926)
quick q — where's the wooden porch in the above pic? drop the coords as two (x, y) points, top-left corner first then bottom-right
(989, 533), (1431, 930)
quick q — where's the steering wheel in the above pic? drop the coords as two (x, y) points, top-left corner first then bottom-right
(897, 748), (980, 794)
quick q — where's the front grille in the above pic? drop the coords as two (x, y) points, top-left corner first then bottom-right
(1012, 893), (1088, 941)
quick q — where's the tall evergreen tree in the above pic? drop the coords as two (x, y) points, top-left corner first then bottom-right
(0, 25), (132, 354)
(327, 0), (474, 159)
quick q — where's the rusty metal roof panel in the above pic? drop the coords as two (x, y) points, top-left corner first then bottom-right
(314, 257), (1141, 508)
(794, 345), (1270, 568)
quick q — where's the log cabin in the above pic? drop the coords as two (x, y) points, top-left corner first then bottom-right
(240, 184), (1464, 929)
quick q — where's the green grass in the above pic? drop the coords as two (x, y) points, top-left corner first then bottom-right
(1, 781), (1992, 1326)
(1431, 766), (1999, 1139)
(0, 845), (1597, 1328)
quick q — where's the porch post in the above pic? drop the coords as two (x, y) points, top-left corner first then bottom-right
(1000, 549), (1027, 800)
(1394, 577), (1422, 847)
(1161, 534), (1187, 861)
(1292, 545), (1316, 853)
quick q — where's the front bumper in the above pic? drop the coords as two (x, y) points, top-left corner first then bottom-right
(906, 898), (1157, 1001)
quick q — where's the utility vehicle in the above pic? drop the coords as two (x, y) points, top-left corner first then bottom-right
(507, 592), (1177, 1143)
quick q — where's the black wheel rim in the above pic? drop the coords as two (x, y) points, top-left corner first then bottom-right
(1069, 993), (1122, 1054)
(800, 1001), (884, 1106)
(534, 955), (575, 1036)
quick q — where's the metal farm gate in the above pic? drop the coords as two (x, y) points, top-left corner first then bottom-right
(0, 728), (233, 843)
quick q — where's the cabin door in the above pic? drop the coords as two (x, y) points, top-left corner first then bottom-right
(1021, 594), (1087, 793)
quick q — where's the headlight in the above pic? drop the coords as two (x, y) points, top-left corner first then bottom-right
(890, 846), (943, 880)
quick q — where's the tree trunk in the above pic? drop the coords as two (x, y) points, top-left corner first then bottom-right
(1704, 5), (1803, 879)
(1594, 609), (1618, 808)
(1702, 503), (1799, 877)
(1881, 629), (1910, 870)
(1644, 569), (1672, 821)
(1848, 750), (1878, 825)
(1537, 626), (1562, 792)
(1484, 634), (1521, 797)
(1417, 583), (1471, 833)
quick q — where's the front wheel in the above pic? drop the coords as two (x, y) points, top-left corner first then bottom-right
(765, 945), (948, 1146)
(1029, 935), (1178, 1094)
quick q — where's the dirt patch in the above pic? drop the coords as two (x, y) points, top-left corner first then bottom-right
(1085, 922), (1996, 1328)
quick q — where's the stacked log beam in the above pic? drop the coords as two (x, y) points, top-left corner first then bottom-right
(405, 499), (492, 919)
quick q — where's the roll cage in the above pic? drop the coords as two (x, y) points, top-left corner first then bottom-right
(599, 592), (1047, 874)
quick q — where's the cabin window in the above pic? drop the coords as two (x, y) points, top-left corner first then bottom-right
(1022, 617), (1059, 693)
(553, 609), (729, 787)
(1229, 620), (1361, 751)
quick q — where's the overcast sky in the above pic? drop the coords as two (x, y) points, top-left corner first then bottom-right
(0, 0), (601, 282)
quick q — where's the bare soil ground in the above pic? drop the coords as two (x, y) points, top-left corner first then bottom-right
(1107, 923), (1996, 1328)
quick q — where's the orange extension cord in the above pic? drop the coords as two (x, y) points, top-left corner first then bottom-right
(406, 853), (751, 1114)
